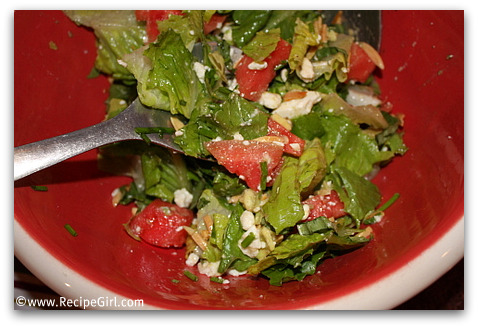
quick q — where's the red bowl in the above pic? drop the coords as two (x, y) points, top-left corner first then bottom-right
(14, 10), (464, 309)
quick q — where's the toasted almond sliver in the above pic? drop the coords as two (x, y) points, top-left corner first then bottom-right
(253, 136), (286, 144)
(359, 42), (385, 70)
(183, 226), (208, 251)
(170, 116), (185, 131)
(203, 214), (213, 234)
(283, 90), (307, 102)
(271, 114), (292, 131)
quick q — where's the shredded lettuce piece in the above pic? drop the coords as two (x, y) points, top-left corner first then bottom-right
(241, 28), (281, 62)
(65, 10), (146, 80)
(231, 10), (272, 47)
(262, 139), (327, 234)
(122, 29), (210, 118)
(327, 166), (382, 224)
(288, 18), (320, 72)
(319, 114), (394, 176)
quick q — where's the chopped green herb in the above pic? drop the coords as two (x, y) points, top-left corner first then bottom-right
(210, 276), (225, 284)
(64, 224), (78, 237)
(241, 232), (256, 248)
(49, 41), (58, 50)
(377, 193), (400, 212)
(363, 193), (400, 224)
(31, 185), (48, 191)
(135, 127), (176, 145)
(260, 161), (268, 191)
(171, 279), (180, 284)
(183, 270), (199, 281)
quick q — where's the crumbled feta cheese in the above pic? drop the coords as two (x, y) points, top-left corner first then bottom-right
(238, 225), (266, 258)
(345, 86), (382, 107)
(233, 132), (244, 140)
(186, 253), (200, 266)
(221, 24), (233, 42)
(227, 77), (239, 92)
(174, 188), (193, 208)
(193, 62), (210, 84)
(298, 57), (315, 81)
(240, 210), (255, 230)
(198, 261), (221, 277)
(272, 91), (322, 119)
(247, 61), (268, 70)
(302, 204), (310, 221)
(280, 68), (288, 82)
(117, 59), (128, 68)
(227, 269), (247, 276)
(229, 46), (243, 67)
(258, 92), (282, 109)
(289, 143), (301, 153)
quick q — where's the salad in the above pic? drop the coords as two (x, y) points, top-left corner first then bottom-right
(65, 10), (407, 286)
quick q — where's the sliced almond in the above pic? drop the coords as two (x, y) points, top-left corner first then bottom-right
(183, 226), (208, 251)
(170, 116), (185, 131)
(253, 135), (287, 144)
(271, 113), (292, 131)
(283, 90), (307, 102)
(359, 42), (385, 70)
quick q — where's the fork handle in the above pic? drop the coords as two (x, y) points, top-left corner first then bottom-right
(14, 118), (131, 181)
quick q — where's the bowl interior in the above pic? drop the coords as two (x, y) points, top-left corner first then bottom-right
(14, 10), (464, 309)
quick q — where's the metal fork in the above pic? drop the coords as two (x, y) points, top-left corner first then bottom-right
(14, 99), (181, 181)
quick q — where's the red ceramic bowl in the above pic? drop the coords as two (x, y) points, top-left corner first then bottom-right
(14, 10), (464, 310)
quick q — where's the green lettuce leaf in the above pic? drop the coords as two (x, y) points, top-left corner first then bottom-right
(319, 114), (394, 176)
(247, 233), (328, 276)
(157, 12), (203, 51)
(288, 18), (320, 72)
(122, 29), (210, 118)
(65, 10), (146, 81)
(242, 28), (281, 63)
(263, 10), (319, 42)
(262, 156), (303, 234)
(218, 204), (257, 273)
(327, 166), (382, 223)
(231, 10), (272, 47)
(262, 139), (327, 233)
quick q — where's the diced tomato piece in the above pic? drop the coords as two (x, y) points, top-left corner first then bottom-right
(204, 13), (227, 34)
(347, 42), (377, 83)
(125, 199), (194, 248)
(302, 190), (346, 221)
(266, 156), (284, 187)
(267, 118), (305, 157)
(236, 39), (292, 101)
(205, 139), (284, 191)
(135, 10), (184, 42)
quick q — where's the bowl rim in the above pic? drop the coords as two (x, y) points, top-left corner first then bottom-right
(14, 214), (464, 310)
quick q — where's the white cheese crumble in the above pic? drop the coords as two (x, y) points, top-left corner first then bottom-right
(240, 210), (255, 230)
(258, 91), (282, 109)
(193, 62), (210, 84)
(272, 91), (323, 119)
(198, 261), (221, 277)
(298, 57), (315, 81)
(186, 253), (200, 266)
(117, 59), (128, 68)
(174, 188), (193, 208)
(233, 132), (244, 140)
(238, 225), (266, 258)
(247, 61), (268, 70)
(345, 86), (382, 107)
(280, 68), (288, 82)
